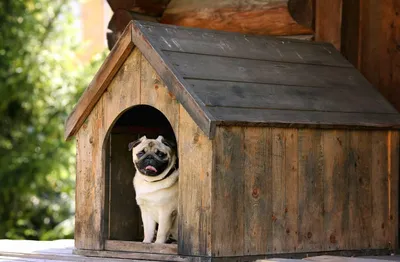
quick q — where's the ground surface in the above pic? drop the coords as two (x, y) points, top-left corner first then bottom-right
(0, 240), (400, 262)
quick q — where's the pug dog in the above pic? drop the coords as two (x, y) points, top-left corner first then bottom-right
(129, 135), (178, 244)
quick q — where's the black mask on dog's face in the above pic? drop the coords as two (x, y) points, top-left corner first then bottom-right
(135, 150), (170, 177)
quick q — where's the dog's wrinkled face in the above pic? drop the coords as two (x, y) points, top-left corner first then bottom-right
(129, 135), (176, 177)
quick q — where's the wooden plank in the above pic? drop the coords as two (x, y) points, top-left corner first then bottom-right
(161, 0), (313, 36)
(132, 21), (216, 138)
(140, 54), (180, 139)
(65, 22), (134, 139)
(207, 107), (400, 129)
(74, 249), (187, 262)
(108, 134), (143, 241)
(340, 0), (361, 68)
(322, 130), (349, 250)
(107, 0), (170, 15)
(315, 0), (343, 50)
(187, 79), (396, 114)
(271, 128), (299, 253)
(212, 126), (244, 257)
(348, 131), (372, 249)
(140, 22), (348, 67)
(165, 51), (370, 89)
(178, 106), (212, 256)
(388, 131), (400, 250)
(105, 240), (177, 254)
(370, 131), (389, 249)
(297, 129), (324, 252)
(243, 127), (270, 255)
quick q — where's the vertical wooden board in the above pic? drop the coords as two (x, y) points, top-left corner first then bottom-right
(108, 133), (143, 241)
(297, 129), (324, 252)
(283, 129), (299, 253)
(243, 127), (270, 255)
(323, 130), (349, 250)
(388, 131), (399, 250)
(75, 100), (105, 250)
(140, 55), (180, 140)
(178, 106), (212, 256)
(271, 128), (299, 253)
(370, 131), (389, 248)
(348, 131), (372, 249)
(315, 0), (343, 50)
(340, 0), (360, 68)
(212, 126), (244, 257)
(271, 129), (286, 252)
(103, 48), (141, 131)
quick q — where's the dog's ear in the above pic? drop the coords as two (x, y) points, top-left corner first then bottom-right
(128, 140), (140, 151)
(128, 136), (146, 151)
(161, 137), (176, 150)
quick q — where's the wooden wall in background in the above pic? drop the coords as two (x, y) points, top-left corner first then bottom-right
(315, 0), (400, 112)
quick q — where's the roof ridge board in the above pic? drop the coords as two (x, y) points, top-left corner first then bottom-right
(137, 20), (331, 47)
(132, 20), (217, 138)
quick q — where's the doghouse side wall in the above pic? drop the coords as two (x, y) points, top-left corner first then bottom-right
(75, 48), (180, 250)
(211, 126), (399, 257)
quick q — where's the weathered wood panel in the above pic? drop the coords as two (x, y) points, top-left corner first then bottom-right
(166, 51), (363, 89)
(140, 22), (347, 67)
(212, 126), (245, 257)
(388, 131), (399, 250)
(322, 130), (349, 250)
(187, 79), (396, 114)
(160, 0), (313, 36)
(315, 0), (342, 50)
(140, 55), (180, 139)
(207, 107), (400, 129)
(178, 107), (212, 256)
(243, 127), (271, 255)
(105, 240), (177, 254)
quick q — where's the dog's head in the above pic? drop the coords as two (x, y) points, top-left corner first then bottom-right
(129, 135), (177, 179)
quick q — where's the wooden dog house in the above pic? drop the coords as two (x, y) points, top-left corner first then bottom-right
(65, 21), (400, 261)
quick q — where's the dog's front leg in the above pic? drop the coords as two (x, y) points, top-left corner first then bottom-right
(141, 209), (156, 243)
(155, 213), (173, 244)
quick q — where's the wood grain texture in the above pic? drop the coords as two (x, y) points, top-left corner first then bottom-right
(348, 131), (372, 249)
(105, 240), (177, 254)
(65, 22), (134, 140)
(207, 107), (400, 129)
(140, 22), (347, 67)
(140, 55), (180, 139)
(297, 129), (324, 252)
(322, 130), (349, 251)
(212, 126), (245, 257)
(161, 0), (313, 36)
(388, 131), (399, 250)
(315, 0), (342, 50)
(166, 51), (363, 89)
(187, 79), (396, 114)
(340, 0), (361, 68)
(107, 0), (170, 16)
(243, 127), (271, 255)
(178, 106), (212, 256)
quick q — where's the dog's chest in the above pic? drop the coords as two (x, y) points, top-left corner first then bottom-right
(134, 176), (178, 208)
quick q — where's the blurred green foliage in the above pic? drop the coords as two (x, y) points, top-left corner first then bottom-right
(0, 0), (106, 239)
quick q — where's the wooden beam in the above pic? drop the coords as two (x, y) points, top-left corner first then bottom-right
(107, 0), (170, 16)
(160, 0), (313, 36)
(64, 22), (134, 140)
(315, 0), (343, 50)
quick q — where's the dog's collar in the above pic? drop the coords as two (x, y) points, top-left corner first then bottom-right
(148, 164), (177, 183)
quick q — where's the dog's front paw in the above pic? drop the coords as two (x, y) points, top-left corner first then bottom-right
(142, 239), (152, 244)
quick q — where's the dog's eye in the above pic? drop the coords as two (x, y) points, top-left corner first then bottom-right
(137, 151), (145, 158)
(156, 151), (167, 158)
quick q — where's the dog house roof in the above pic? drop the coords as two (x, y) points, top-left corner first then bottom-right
(65, 21), (400, 139)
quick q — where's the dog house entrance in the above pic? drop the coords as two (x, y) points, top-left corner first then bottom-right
(104, 105), (177, 245)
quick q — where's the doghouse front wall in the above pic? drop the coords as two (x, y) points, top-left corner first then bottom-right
(74, 49), (184, 250)
(211, 126), (399, 257)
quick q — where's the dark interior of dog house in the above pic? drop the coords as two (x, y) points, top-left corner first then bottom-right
(103, 105), (177, 242)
